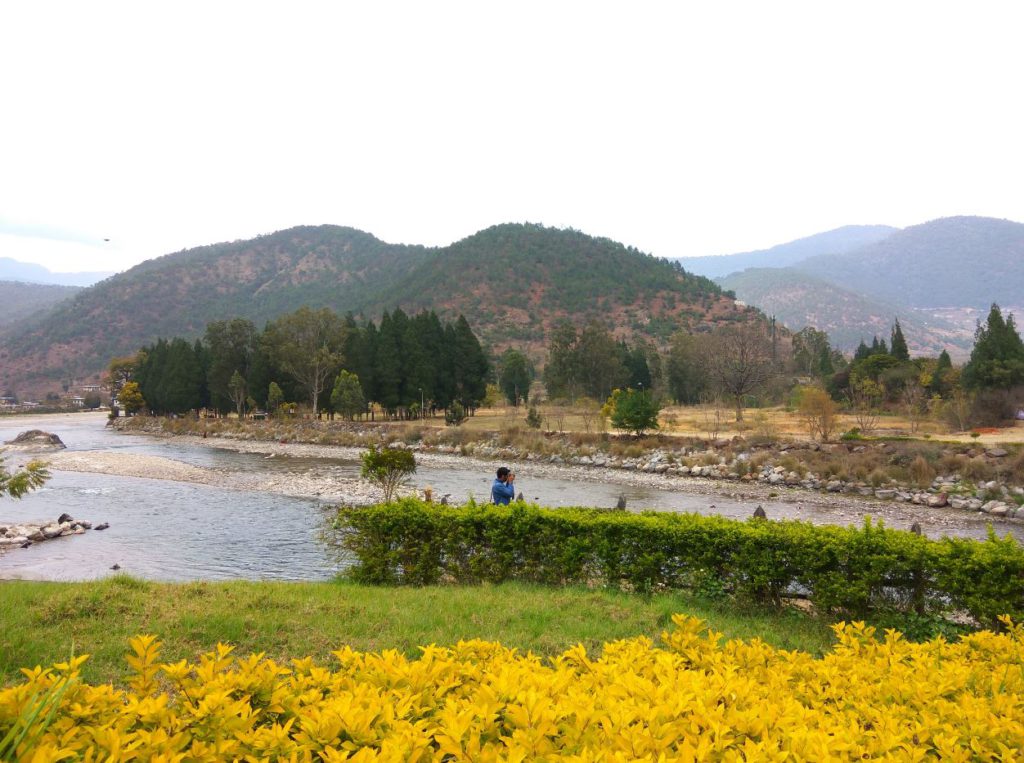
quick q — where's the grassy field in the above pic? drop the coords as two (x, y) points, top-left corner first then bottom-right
(465, 402), (1024, 445)
(0, 577), (836, 686)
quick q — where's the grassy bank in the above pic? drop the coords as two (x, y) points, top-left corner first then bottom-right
(0, 577), (835, 686)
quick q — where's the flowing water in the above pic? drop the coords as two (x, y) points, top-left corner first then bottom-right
(1, 413), (1020, 582)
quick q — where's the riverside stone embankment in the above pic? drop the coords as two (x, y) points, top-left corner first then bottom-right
(0, 514), (106, 554)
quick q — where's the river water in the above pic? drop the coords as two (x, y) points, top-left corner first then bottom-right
(1, 413), (1021, 582)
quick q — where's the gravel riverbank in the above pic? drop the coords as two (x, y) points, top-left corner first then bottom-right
(103, 430), (1014, 537)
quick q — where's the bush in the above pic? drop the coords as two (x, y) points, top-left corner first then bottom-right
(445, 402), (467, 427)
(335, 499), (1024, 626)
(360, 447), (416, 502)
(525, 405), (542, 429)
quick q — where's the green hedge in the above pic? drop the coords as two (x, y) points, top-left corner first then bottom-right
(333, 499), (1024, 627)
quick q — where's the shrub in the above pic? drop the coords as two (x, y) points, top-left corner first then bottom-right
(525, 405), (542, 429)
(909, 455), (935, 488)
(335, 498), (1024, 626)
(6, 623), (1024, 760)
(360, 446), (416, 502)
(445, 402), (467, 427)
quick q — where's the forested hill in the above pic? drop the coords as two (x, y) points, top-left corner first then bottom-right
(365, 224), (741, 344)
(0, 281), (80, 335)
(796, 216), (1024, 309)
(0, 223), (749, 393)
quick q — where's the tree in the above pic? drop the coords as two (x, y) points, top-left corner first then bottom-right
(963, 304), (1024, 391)
(360, 446), (416, 503)
(331, 370), (366, 420)
(799, 386), (838, 442)
(848, 377), (882, 435)
(205, 318), (258, 414)
(702, 323), (774, 421)
(666, 332), (708, 404)
(543, 322), (580, 401)
(228, 370), (247, 418)
(0, 455), (49, 499)
(890, 319), (910, 361)
(267, 382), (285, 416)
(445, 401), (467, 426)
(83, 392), (102, 409)
(575, 321), (628, 401)
(262, 307), (347, 416)
(499, 348), (532, 406)
(451, 315), (489, 410)
(605, 388), (661, 437)
(118, 381), (146, 414)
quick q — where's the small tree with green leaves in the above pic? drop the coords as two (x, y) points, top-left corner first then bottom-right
(1, 455), (50, 499)
(82, 392), (102, 410)
(267, 382), (284, 417)
(605, 388), (661, 437)
(445, 401), (467, 427)
(360, 446), (416, 502)
(525, 404), (543, 429)
(118, 381), (146, 415)
(228, 370), (247, 418)
(331, 370), (366, 421)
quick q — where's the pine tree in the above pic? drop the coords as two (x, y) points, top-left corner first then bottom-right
(890, 319), (910, 361)
(854, 340), (871, 361)
(499, 348), (532, 405)
(963, 304), (1024, 390)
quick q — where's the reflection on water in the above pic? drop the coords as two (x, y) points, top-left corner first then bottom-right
(1, 413), (1022, 582)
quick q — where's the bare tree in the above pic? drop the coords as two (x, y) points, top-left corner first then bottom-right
(848, 378), (881, 435)
(902, 382), (927, 434)
(699, 393), (726, 441)
(702, 324), (774, 422)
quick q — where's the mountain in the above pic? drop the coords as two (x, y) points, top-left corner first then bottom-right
(0, 223), (748, 393)
(717, 268), (972, 357)
(676, 225), (897, 279)
(0, 281), (81, 335)
(796, 216), (1024, 310)
(0, 257), (113, 287)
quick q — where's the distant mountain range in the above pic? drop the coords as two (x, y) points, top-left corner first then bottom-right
(679, 225), (897, 279)
(0, 257), (113, 287)
(687, 216), (1024, 356)
(0, 281), (81, 336)
(0, 223), (749, 394)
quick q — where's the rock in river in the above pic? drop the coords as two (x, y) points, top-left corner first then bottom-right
(4, 430), (66, 449)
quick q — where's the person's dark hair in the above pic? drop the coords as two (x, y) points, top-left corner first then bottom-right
(496, 466), (510, 480)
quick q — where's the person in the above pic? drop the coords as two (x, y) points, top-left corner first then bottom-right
(491, 466), (516, 505)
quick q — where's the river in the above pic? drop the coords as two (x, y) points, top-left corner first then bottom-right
(1, 412), (1020, 582)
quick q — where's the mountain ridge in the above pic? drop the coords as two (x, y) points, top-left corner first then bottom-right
(0, 223), (749, 394)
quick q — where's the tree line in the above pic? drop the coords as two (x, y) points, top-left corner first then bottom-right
(114, 307), (489, 419)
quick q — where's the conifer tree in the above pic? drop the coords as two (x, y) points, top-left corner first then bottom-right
(963, 304), (1024, 390)
(854, 340), (871, 361)
(890, 319), (910, 361)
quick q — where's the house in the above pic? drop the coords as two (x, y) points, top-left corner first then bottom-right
(70, 396), (86, 408)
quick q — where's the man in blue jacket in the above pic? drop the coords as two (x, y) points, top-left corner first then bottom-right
(491, 466), (516, 505)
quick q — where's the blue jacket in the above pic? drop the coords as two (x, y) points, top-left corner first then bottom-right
(491, 478), (515, 505)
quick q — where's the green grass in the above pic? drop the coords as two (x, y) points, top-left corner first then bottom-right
(0, 577), (835, 686)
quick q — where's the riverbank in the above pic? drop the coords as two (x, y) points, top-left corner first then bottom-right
(114, 415), (1024, 525)
(0, 577), (836, 686)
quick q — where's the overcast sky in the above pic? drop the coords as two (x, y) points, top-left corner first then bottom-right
(2, 1), (1023, 273)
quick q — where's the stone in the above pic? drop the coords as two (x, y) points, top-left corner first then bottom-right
(986, 448), (1009, 458)
(989, 503), (1011, 517)
(926, 494), (948, 508)
(910, 522), (922, 535)
(615, 495), (626, 510)
(949, 497), (969, 510)
(57, 513), (74, 524)
(94, 522), (110, 531)
(825, 480), (842, 493)
(3, 430), (66, 448)
(752, 505), (767, 519)
(768, 472), (784, 485)
(874, 489), (896, 500)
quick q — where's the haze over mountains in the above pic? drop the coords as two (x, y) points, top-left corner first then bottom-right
(688, 216), (1024, 357)
(0, 223), (744, 394)
(0, 257), (113, 287)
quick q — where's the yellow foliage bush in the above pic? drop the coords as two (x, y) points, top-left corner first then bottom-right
(4, 618), (1024, 760)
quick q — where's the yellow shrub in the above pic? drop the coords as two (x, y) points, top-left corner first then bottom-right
(3, 616), (1024, 760)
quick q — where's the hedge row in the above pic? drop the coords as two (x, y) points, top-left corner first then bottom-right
(334, 499), (1024, 626)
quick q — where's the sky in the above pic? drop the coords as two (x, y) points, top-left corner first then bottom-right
(2, 1), (1024, 274)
